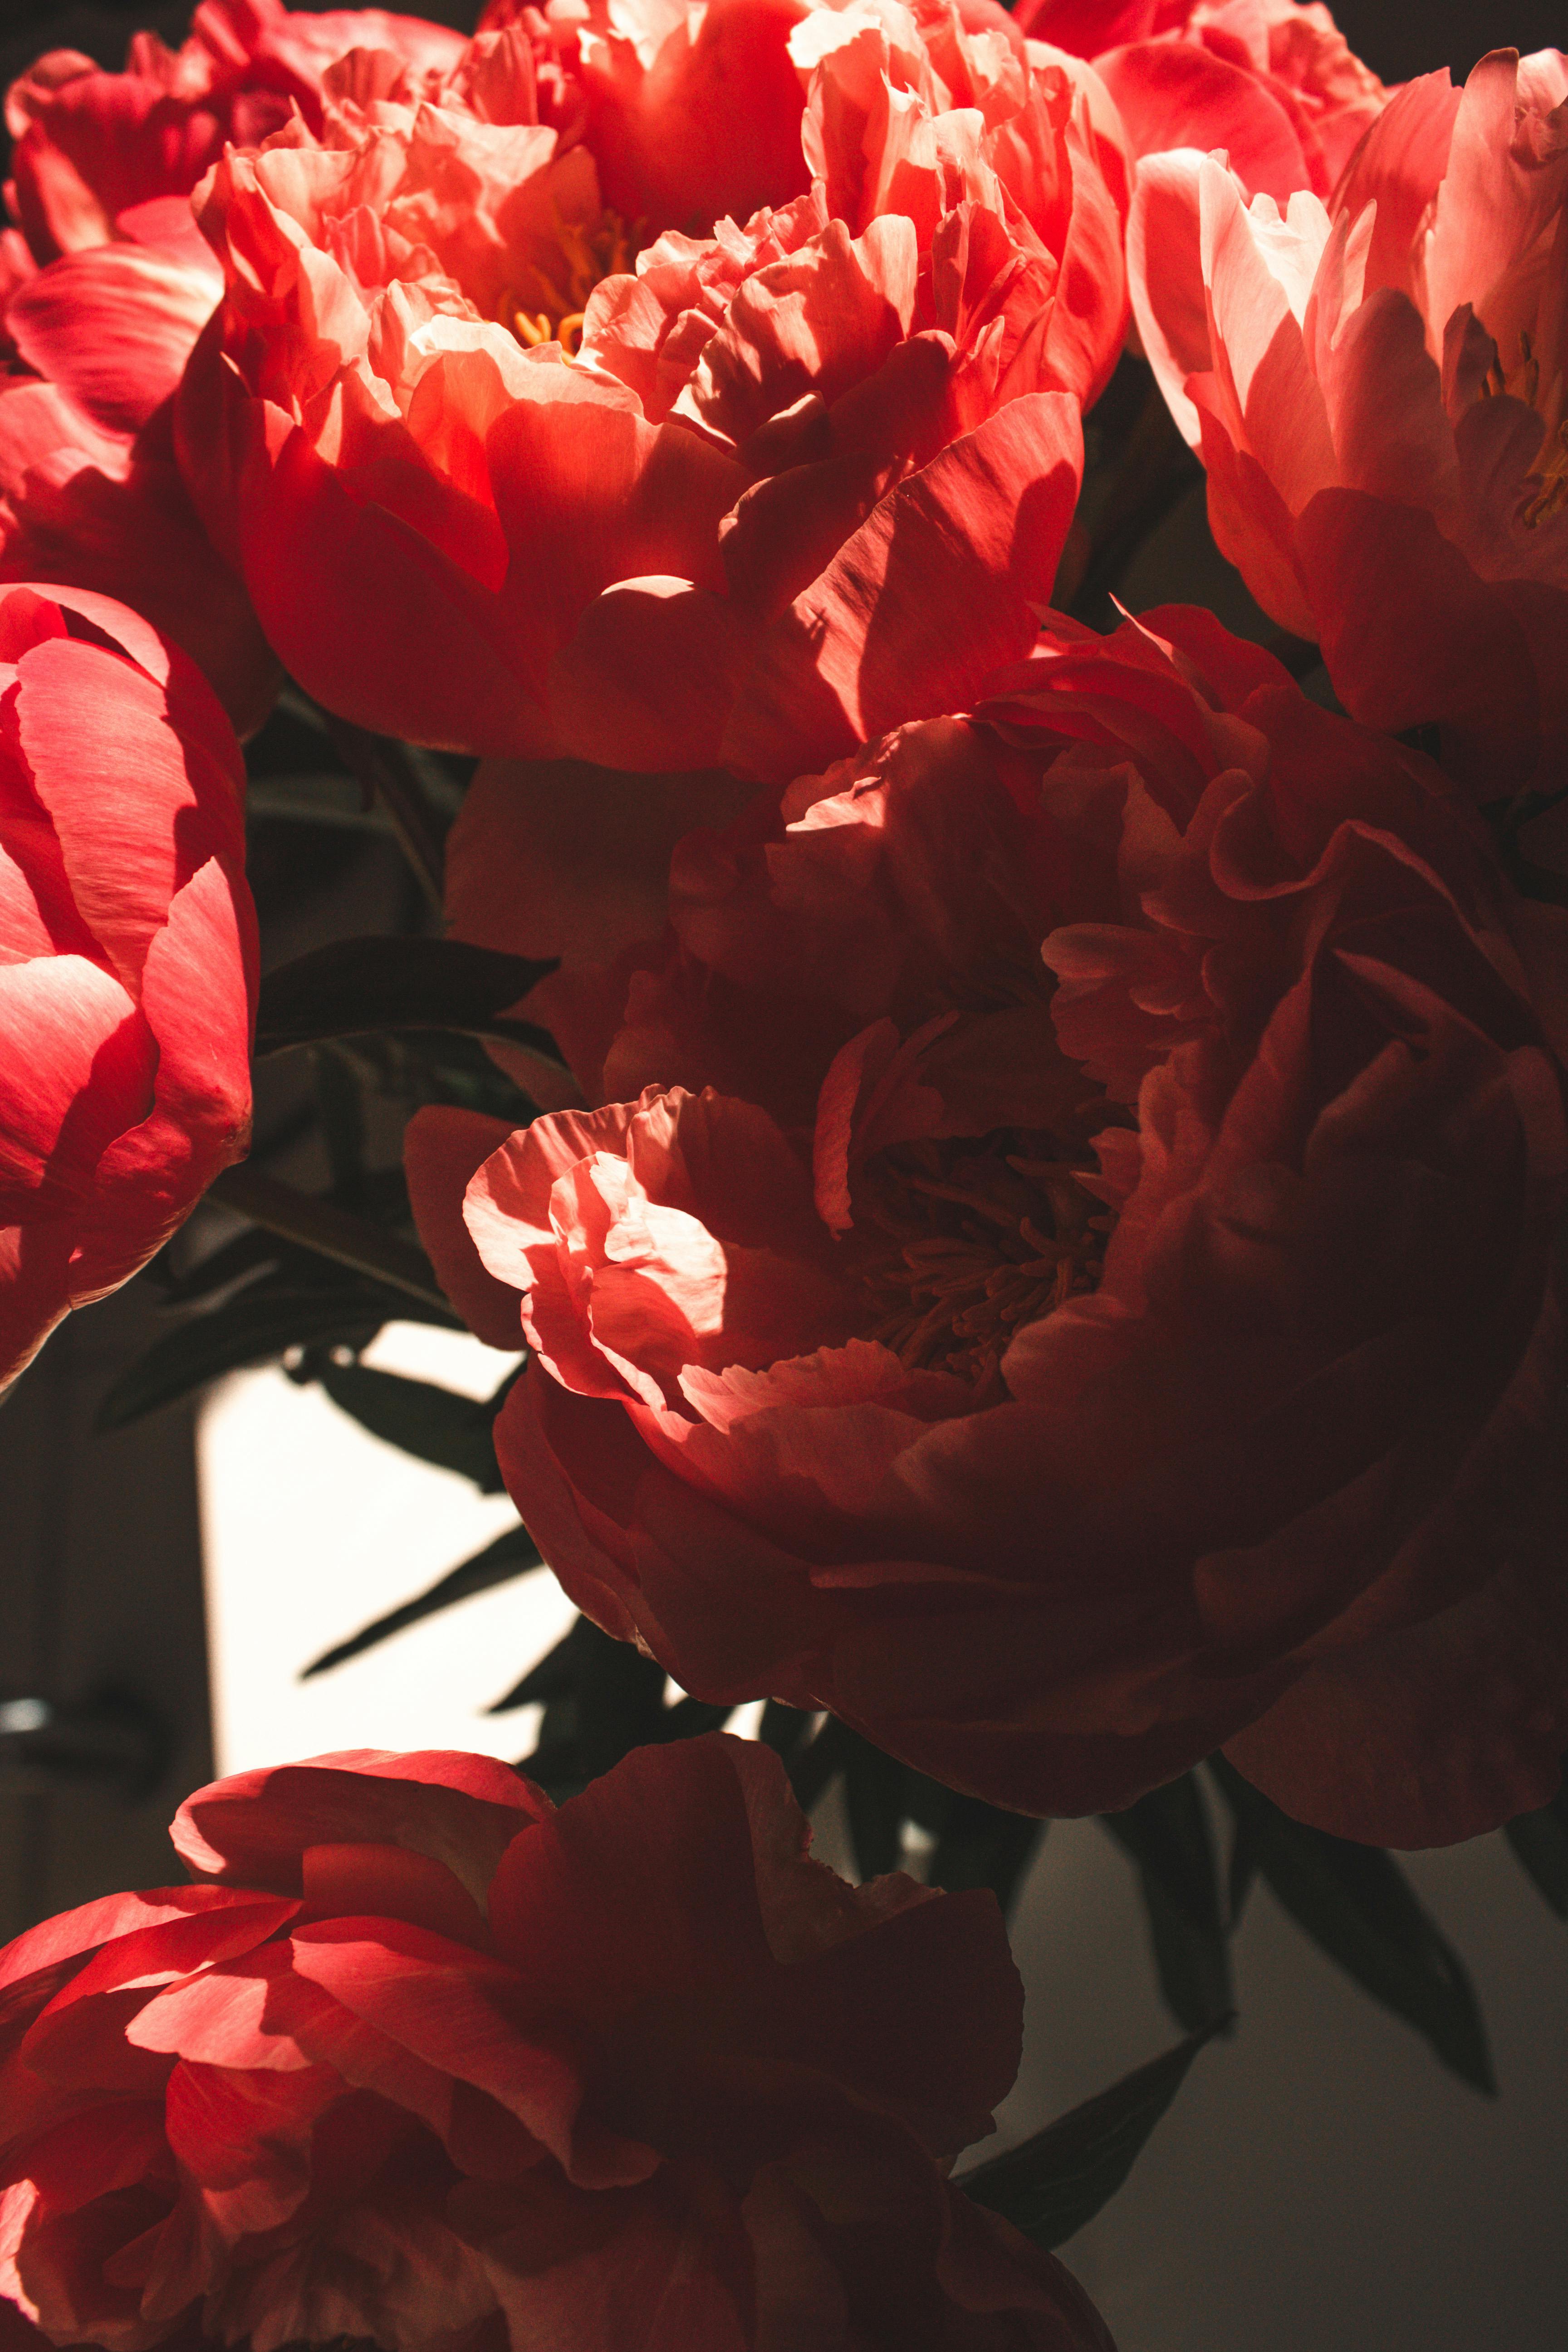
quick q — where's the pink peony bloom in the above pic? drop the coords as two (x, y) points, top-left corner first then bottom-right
(0, 199), (278, 735)
(0, 583), (257, 1389)
(0, 1737), (1112, 2352)
(175, 0), (1126, 770)
(1015, 0), (1386, 201)
(1129, 48), (1568, 793)
(408, 607), (1568, 1847)
(4, 0), (467, 263)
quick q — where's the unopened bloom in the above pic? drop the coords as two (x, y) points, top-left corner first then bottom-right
(0, 1737), (1112, 2352)
(409, 608), (1568, 1847)
(1129, 48), (1568, 793)
(0, 583), (256, 1388)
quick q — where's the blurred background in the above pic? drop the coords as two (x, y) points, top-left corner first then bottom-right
(1, 0), (1565, 2346)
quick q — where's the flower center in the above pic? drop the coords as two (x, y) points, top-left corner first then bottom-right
(854, 1133), (1111, 1387)
(1480, 328), (1568, 526)
(502, 209), (638, 357)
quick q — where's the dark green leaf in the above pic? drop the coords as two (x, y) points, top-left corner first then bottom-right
(1504, 1784), (1568, 1920)
(959, 2022), (1223, 2250)
(313, 1046), (368, 1209)
(256, 937), (561, 1056)
(1101, 1775), (1232, 2033)
(504, 1618), (728, 1799)
(928, 1797), (1043, 1919)
(302, 1523), (544, 1678)
(655, 1695), (735, 1744)
(315, 1361), (509, 1490)
(840, 1730), (908, 1881)
(758, 1701), (815, 1764)
(490, 1618), (593, 1713)
(783, 1715), (852, 1812)
(1210, 1757), (1494, 2092)
(95, 1286), (391, 1429)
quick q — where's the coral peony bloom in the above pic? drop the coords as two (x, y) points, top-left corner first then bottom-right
(0, 200), (278, 735)
(407, 607), (1568, 1847)
(1129, 49), (1568, 794)
(1015, 0), (1385, 201)
(0, 1736), (1112, 2352)
(176, 0), (1125, 770)
(0, 583), (256, 1389)
(4, 0), (467, 264)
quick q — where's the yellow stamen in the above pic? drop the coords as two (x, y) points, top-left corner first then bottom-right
(1477, 326), (1568, 526)
(500, 207), (641, 361)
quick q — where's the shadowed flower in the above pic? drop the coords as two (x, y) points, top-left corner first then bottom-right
(1129, 46), (1568, 794)
(0, 1737), (1113, 2352)
(409, 606), (1568, 1847)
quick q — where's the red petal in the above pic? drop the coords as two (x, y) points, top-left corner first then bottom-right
(172, 1751), (550, 1901)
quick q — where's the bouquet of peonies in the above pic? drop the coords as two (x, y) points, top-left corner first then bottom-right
(1, 0), (1565, 2342)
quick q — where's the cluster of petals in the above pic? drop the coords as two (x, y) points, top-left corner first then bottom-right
(3, 0), (466, 264)
(1130, 46), (1568, 794)
(0, 196), (274, 736)
(174, 0), (1129, 773)
(0, 584), (256, 1389)
(1017, 0), (1386, 201)
(410, 606), (1568, 1847)
(0, 0), (451, 730)
(0, 1735), (1112, 2352)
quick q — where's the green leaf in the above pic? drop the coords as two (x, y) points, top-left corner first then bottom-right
(840, 1730), (909, 1881)
(1504, 1785), (1568, 1920)
(783, 1715), (852, 1812)
(758, 1701), (815, 1764)
(313, 1046), (368, 1209)
(503, 1618), (730, 1800)
(302, 1523), (544, 1677)
(927, 1797), (1044, 1919)
(1101, 1774), (1232, 2033)
(959, 2022), (1223, 2251)
(315, 1360), (516, 1489)
(256, 937), (561, 1056)
(96, 1286), (392, 1429)
(1210, 1757), (1494, 2092)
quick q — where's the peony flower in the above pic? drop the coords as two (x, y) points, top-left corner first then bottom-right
(1014, 0), (1385, 202)
(0, 582), (256, 1389)
(0, 1736), (1112, 2352)
(0, 199), (277, 735)
(1128, 48), (1568, 794)
(0, 4), (466, 730)
(175, 0), (1126, 771)
(4, 0), (467, 263)
(407, 606), (1568, 1847)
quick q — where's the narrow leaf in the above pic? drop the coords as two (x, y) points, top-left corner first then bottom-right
(840, 1731), (908, 1881)
(928, 1798), (1043, 1919)
(1504, 1787), (1568, 1920)
(256, 937), (560, 1055)
(959, 2022), (1223, 2250)
(1101, 1775), (1232, 2032)
(96, 1287), (390, 1430)
(315, 1361), (507, 1490)
(1210, 1757), (1494, 2092)
(302, 1524), (544, 1677)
